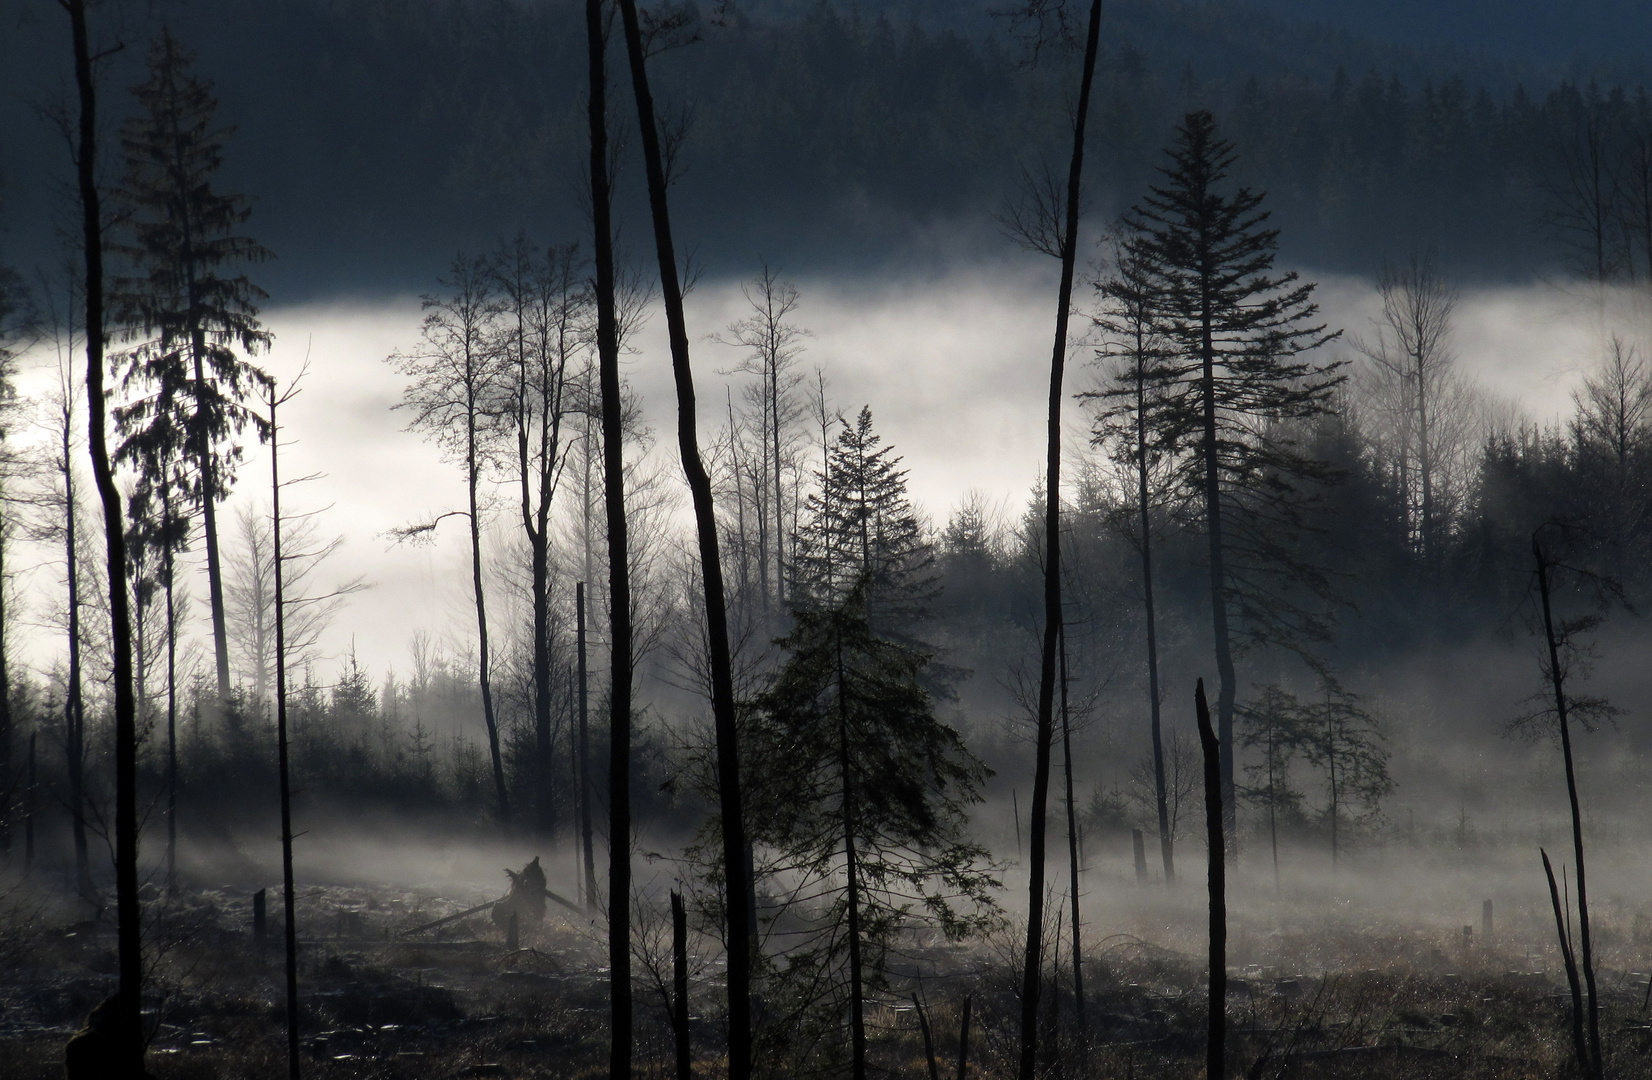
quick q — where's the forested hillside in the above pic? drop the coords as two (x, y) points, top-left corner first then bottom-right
(5, 0), (1652, 294)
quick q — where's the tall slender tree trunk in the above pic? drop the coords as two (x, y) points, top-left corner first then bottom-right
(62, 423), (92, 897)
(1535, 538), (1602, 1079)
(1199, 301), (1239, 860)
(63, 2), (143, 1067)
(589, 6), (638, 1076)
(1195, 679), (1225, 1080)
(193, 351), (232, 703)
(1135, 362), (1171, 882)
(1058, 623), (1083, 1023)
(837, 628), (866, 1080)
(467, 402), (509, 822)
(531, 506), (554, 838)
(578, 581), (596, 907)
(1324, 687), (1338, 868)
(1020, 5), (1103, 1077)
(771, 360), (785, 610)
(269, 391), (302, 1080)
(1415, 353), (1433, 566)
(614, 5), (752, 1075)
(165, 495), (179, 894)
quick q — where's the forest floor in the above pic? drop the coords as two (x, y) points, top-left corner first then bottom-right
(2, 868), (1651, 1079)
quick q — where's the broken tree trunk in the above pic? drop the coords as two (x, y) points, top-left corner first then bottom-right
(1196, 679), (1225, 1080)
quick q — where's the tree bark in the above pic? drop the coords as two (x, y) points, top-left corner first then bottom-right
(468, 369), (509, 822)
(269, 391), (302, 1080)
(1535, 538), (1602, 1079)
(671, 888), (691, 1080)
(578, 581), (596, 907)
(1196, 679), (1225, 1080)
(62, 2), (144, 1070)
(1058, 623), (1084, 1022)
(61, 415), (92, 897)
(589, 5), (638, 1076)
(613, 5), (752, 1075)
(1019, 5), (1103, 1077)
(1136, 350), (1172, 883)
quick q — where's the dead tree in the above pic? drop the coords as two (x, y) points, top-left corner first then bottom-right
(267, 379), (302, 1080)
(1196, 679), (1225, 1080)
(1533, 535), (1604, 1079)
(386, 256), (510, 822)
(1058, 622), (1083, 1022)
(58, 0), (144, 1070)
(614, 3), (753, 1074)
(588, 2), (640, 1076)
(1542, 848), (1589, 1075)
(1012, 3), (1105, 1076)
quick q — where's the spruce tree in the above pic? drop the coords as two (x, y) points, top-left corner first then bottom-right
(745, 580), (997, 1079)
(113, 27), (273, 706)
(792, 406), (936, 637)
(1122, 111), (1341, 849)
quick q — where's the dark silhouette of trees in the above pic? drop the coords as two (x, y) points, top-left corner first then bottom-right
(1352, 252), (1459, 568)
(998, 1), (1105, 1072)
(614, 2), (753, 1075)
(493, 237), (582, 837)
(1195, 678), (1225, 1080)
(1236, 681), (1304, 889)
(1090, 230), (1180, 882)
(113, 28), (273, 707)
(715, 266), (808, 619)
(792, 406), (936, 637)
(745, 581), (996, 1080)
(387, 256), (510, 822)
(58, 0), (144, 1071)
(1121, 110), (1340, 852)
(589, 1), (641, 1076)
(1522, 531), (1618, 1080)
(264, 378), (303, 1080)
(1302, 676), (1390, 866)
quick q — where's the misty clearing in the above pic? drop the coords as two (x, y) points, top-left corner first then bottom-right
(11, 2), (1652, 1079)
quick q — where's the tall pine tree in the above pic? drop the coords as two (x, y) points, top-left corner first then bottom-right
(113, 27), (272, 705)
(1122, 111), (1341, 849)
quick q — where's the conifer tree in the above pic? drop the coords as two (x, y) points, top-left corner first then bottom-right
(745, 580), (997, 1079)
(1122, 111), (1341, 849)
(113, 27), (273, 706)
(792, 406), (935, 637)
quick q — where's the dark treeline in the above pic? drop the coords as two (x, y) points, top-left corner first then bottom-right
(5, 0), (1652, 292)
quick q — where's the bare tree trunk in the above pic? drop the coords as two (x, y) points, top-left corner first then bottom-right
(1534, 538), (1602, 1079)
(614, 5), (752, 1075)
(671, 888), (691, 1080)
(62, 2), (143, 1068)
(1058, 623), (1083, 1023)
(1135, 368), (1171, 883)
(165, 497), (179, 894)
(469, 400), (509, 822)
(61, 411), (91, 897)
(1542, 847), (1589, 1075)
(1020, 5), (1103, 1077)
(589, 6), (638, 1076)
(578, 582), (596, 908)
(269, 390), (302, 1080)
(1195, 679), (1225, 1080)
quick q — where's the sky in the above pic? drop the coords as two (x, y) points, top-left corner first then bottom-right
(9, 260), (1636, 687)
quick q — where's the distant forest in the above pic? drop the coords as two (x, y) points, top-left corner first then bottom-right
(6, 0), (1652, 293)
